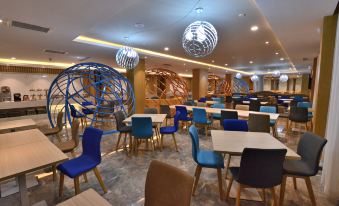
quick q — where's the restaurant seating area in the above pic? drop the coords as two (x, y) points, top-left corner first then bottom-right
(1, 1), (339, 206)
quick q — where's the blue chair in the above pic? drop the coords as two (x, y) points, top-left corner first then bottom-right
(211, 103), (225, 120)
(81, 101), (94, 115)
(297, 102), (313, 129)
(160, 111), (181, 151)
(260, 106), (277, 136)
(212, 97), (221, 103)
(189, 126), (224, 200)
(175, 106), (192, 133)
(198, 97), (207, 103)
(57, 127), (107, 196)
(131, 117), (154, 154)
(223, 119), (248, 131)
(69, 104), (87, 127)
(192, 108), (212, 136)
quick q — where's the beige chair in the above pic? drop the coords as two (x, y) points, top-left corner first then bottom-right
(235, 104), (249, 111)
(40, 111), (64, 142)
(145, 160), (194, 206)
(248, 113), (271, 133)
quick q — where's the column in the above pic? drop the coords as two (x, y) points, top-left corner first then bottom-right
(313, 15), (338, 137)
(300, 74), (310, 95)
(192, 69), (208, 100)
(126, 59), (146, 114)
(225, 74), (233, 96)
(253, 75), (264, 92)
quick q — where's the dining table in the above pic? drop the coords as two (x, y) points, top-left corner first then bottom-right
(0, 118), (37, 133)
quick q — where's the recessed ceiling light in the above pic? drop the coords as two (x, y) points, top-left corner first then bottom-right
(41, 75), (47, 78)
(238, 13), (246, 17)
(11, 57), (16, 60)
(265, 41), (269, 45)
(0, 19), (3, 23)
(251, 25), (259, 31)
(183, 63), (186, 66)
(225, 63), (228, 66)
(72, 62), (75, 64)
(249, 61), (253, 64)
(164, 47), (169, 51)
(280, 58), (284, 61)
(134, 23), (145, 28)
(275, 52), (279, 55)
(208, 67), (211, 70)
(195, 7), (204, 14)
(212, 60), (215, 63)
(185, 69), (188, 72)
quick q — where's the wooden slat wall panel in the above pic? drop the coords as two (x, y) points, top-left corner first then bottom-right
(0, 65), (64, 74)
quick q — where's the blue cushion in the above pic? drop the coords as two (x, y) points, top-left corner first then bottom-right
(160, 126), (176, 134)
(57, 155), (99, 178)
(180, 116), (192, 121)
(197, 150), (224, 168)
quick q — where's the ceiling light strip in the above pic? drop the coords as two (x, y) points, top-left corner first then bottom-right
(73, 36), (253, 75)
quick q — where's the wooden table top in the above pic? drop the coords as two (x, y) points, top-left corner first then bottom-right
(170, 105), (280, 121)
(123, 114), (167, 124)
(0, 129), (68, 181)
(0, 118), (37, 133)
(57, 189), (111, 206)
(211, 130), (299, 159)
(242, 101), (268, 105)
(194, 100), (217, 105)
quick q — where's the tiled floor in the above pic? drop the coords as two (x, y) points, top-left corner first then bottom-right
(0, 114), (335, 206)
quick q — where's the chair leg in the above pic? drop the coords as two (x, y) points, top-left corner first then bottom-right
(305, 177), (316, 206)
(262, 188), (266, 203)
(83, 173), (88, 183)
(171, 133), (178, 152)
(225, 175), (234, 200)
(279, 175), (287, 206)
(270, 187), (277, 206)
(192, 165), (202, 195)
(225, 155), (232, 180)
(59, 173), (64, 197)
(52, 165), (56, 182)
(160, 134), (164, 150)
(236, 184), (242, 206)
(93, 167), (107, 193)
(74, 176), (80, 195)
(217, 168), (224, 200)
(116, 133), (122, 151)
(293, 177), (297, 190)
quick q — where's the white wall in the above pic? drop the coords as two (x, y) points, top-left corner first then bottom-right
(263, 78), (270, 90)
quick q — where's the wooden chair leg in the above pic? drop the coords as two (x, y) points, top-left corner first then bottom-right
(192, 165), (202, 195)
(52, 165), (57, 182)
(279, 175), (287, 206)
(59, 173), (64, 197)
(115, 133), (122, 151)
(225, 155), (232, 180)
(293, 177), (297, 190)
(305, 177), (316, 206)
(236, 184), (242, 206)
(270, 187), (277, 206)
(217, 168), (224, 200)
(93, 167), (107, 193)
(262, 188), (266, 202)
(225, 175), (234, 200)
(74, 176), (80, 195)
(83, 173), (88, 183)
(171, 133), (178, 152)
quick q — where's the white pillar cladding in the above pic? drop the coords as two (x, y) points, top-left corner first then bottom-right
(322, 17), (339, 201)
(253, 75), (263, 92)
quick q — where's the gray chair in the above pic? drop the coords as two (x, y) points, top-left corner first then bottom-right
(220, 110), (238, 126)
(248, 113), (271, 133)
(226, 148), (287, 206)
(249, 100), (261, 111)
(113, 111), (132, 152)
(279, 132), (327, 206)
(288, 107), (309, 134)
(160, 105), (173, 125)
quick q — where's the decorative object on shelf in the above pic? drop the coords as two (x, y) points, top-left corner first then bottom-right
(182, 21), (218, 58)
(0, 86), (11, 102)
(235, 73), (242, 79)
(13, 93), (21, 102)
(116, 46), (139, 70)
(47, 62), (135, 132)
(145, 68), (188, 108)
(279, 74), (289, 82)
(250, 74), (259, 82)
(272, 70), (281, 77)
(233, 78), (249, 93)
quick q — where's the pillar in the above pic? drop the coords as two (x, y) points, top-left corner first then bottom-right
(253, 75), (264, 92)
(313, 15), (338, 137)
(310, 58), (318, 100)
(192, 69), (208, 100)
(126, 59), (146, 114)
(225, 74), (233, 96)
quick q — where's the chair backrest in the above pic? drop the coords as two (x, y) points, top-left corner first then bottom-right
(145, 160), (194, 206)
(221, 110), (238, 120)
(297, 132), (327, 176)
(132, 117), (153, 138)
(183, 101), (194, 106)
(290, 100), (298, 107)
(159, 105), (170, 115)
(81, 101), (93, 106)
(198, 97), (207, 103)
(69, 105), (77, 117)
(192, 108), (207, 124)
(212, 97), (221, 103)
(113, 111), (126, 131)
(226, 96), (233, 103)
(223, 119), (248, 131)
(82, 127), (103, 163)
(211, 103), (225, 109)
(175, 106), (188, 119)
(196, 102), (207, 107)
(238, 148), (287, 188)
(56, 111), (64, 131)
(71, 119), (80, 147)
(235, 104), (249, 111)
(173, 111), (181, 131)
(248, 114), (270, 133)
(144, 108), (158, 114)
(297, 102), (311, 108)
(249, 100), (261, 111)
(188, 126), (200, 163)
(260, 106), (277, 114)
(289, 107), (308, 122)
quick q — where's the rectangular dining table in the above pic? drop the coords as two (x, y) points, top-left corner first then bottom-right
(0, 118), (37, 133)
(0, 129), (68, 206)
(57, 188), (112, 206)
(123, 113), (167, 124)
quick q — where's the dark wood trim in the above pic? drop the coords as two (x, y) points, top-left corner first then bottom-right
(0, 65), (64, 74)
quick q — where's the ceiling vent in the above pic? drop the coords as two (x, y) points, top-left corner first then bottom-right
(302, 57), (309, 61)
(43, 49), (68, 55)
(11, 20), (50, 33)
(78, 56), (91, 61)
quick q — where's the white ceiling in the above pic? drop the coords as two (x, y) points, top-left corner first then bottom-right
(0, 0), (337, 77)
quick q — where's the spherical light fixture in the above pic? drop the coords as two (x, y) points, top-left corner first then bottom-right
(116, 46), (139, 70)
(272, 70), (281, 77)
(235, 73), (242, 79)
(251, 74), (259, 82)
(182, 21), (218, 58)
(279, 74), (289, 82)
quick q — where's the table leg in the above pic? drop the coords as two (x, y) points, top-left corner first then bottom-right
(18, 174), (29, 206)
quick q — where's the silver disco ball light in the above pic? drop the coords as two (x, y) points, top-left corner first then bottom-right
(272, 70), (281, 77)
(182, 21), (218, 58)
(250, 74), (259, 82)
(116, 46), (139, 70)
(279, 74), (289, 82)
(235, 73), (242, 79)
